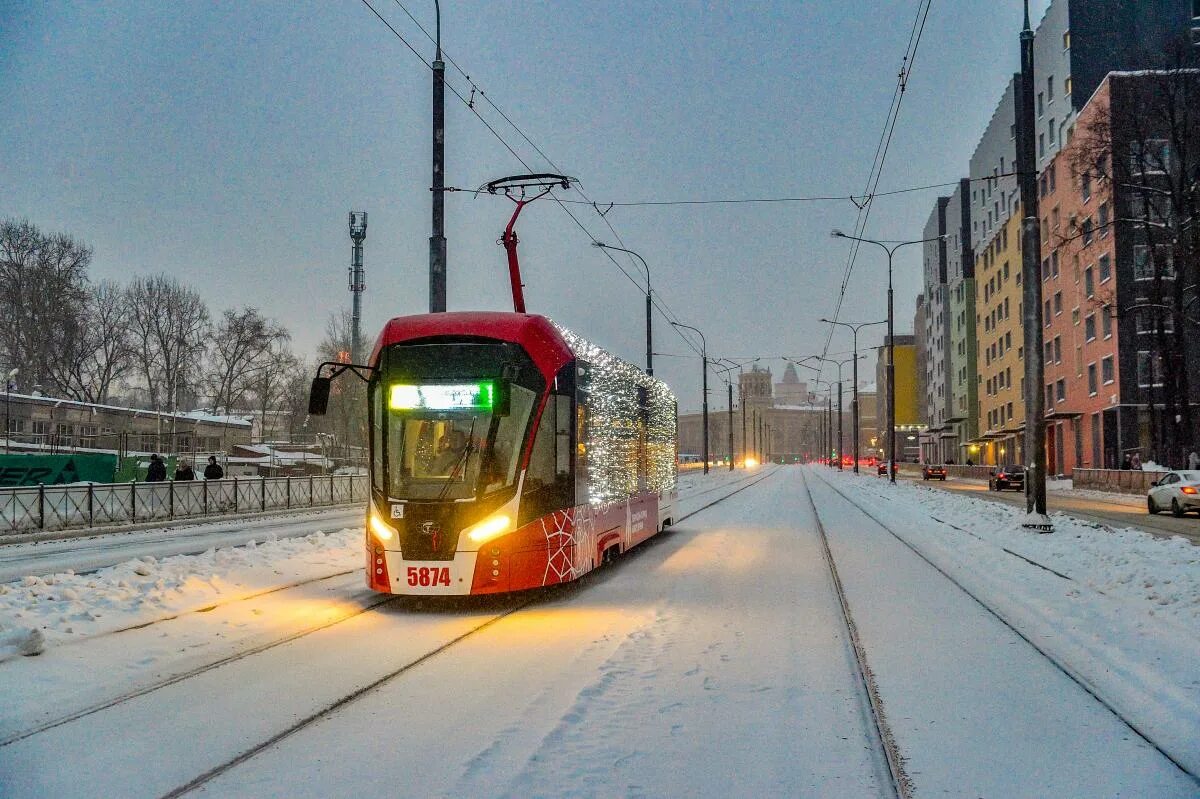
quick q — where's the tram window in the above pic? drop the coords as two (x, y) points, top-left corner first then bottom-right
(555, 394), (571, 476)
(520, 395), (573, 524)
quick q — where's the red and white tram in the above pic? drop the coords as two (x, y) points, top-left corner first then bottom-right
(312, 311), (678, 596)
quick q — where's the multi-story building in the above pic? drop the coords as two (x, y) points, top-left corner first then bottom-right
(913, 293), (928, 426)
(972, 209), (1026, 466)
(920, 199), (950, 463)
(1042, 69), (1200, 472)
(876, 335), (924, 462)
(959, 0), (1198, 467)
(945, 179), (978, 462)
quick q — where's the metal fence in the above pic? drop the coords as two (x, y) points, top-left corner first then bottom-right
(0, 474), (369, 535)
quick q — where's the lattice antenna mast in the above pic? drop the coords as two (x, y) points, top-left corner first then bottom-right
(348, 211), (368, 363)
(482, 173), (574, 313)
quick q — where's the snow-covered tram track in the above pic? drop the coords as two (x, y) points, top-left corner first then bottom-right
(152, 469), (782, 799)
(798, 470), (910, 799)
(808, 468), (1200, 790)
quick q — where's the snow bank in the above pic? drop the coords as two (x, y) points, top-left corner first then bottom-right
(0, 528), (363, 654)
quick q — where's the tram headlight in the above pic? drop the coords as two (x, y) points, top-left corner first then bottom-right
(464, 513), (512, 545)
(369, 513), (396, 543)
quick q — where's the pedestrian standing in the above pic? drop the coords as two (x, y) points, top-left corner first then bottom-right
(174, 459), (196, 481)
(1130, 451), (1142, 470)
(1188, 449), (1200, 470)
(146, 454), (167, 482)
(203, 455), (224, 480)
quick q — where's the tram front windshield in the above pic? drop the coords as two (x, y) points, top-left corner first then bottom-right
(373, 373), (538, 502)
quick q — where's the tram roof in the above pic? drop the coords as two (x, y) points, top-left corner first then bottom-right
(373, 312), (574, 380)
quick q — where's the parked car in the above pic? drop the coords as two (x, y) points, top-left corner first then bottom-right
(1146, 470), (1200, 516)
(922, 464), (947, 480)
(988, 465), (1025, 491)
(877, 461), (890, 477)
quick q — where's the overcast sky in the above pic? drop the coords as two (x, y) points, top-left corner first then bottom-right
(1, 1), (1051, 412)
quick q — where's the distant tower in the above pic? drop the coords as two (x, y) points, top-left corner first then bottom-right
(348, 212), (368, 363)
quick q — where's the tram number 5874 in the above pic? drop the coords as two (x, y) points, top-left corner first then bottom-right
(407, 566), (452, 587)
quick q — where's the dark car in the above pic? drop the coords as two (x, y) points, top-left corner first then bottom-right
(989, 464), (1026, 491)
(877, 461), (890, 476)
(922, 464), (947, 480)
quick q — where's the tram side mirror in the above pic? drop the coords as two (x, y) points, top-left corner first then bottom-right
(309, 377), (332, 416)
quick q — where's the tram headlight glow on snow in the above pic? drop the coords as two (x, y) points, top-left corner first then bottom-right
(369, 513), (396, 543)
(465, 513), (512, 545)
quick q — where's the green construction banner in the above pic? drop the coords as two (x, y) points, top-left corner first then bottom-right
(0, 453), (119, 487)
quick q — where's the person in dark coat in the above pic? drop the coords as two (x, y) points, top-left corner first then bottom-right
(174, 459), (196, 481)
(146, 454), (167, 482)
(203, 455), (224, 480)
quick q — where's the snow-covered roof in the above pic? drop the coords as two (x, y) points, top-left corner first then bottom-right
(3, 392), (252, 428)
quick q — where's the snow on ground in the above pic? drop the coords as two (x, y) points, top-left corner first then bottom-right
(0, 467), (764, 663)
(0, 528), (362, 662)
(818, 467), (1200, 778)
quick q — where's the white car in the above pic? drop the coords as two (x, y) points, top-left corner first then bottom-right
(1146, 470), (1200, 516)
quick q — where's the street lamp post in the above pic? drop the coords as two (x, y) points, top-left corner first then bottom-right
(594, 242), (652, 375)
(4, 368), (17, 454)
(672, 322), (708, 474)
(816, 356), (861, 472)
(832, 229), (945, 483)
(821, 320), (886, 473)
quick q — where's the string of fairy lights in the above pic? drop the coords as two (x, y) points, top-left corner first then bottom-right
(555, 323), (677, 503)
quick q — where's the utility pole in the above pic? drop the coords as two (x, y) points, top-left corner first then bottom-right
(1017, 0), (1050, 529)
(348, 212), (367, 363)
(429, 0), (447, 312)
(727, 382), (734, 470)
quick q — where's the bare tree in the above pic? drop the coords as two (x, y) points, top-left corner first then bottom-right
(203, 307), (290, 414)
(245, 341), (303, 442)
(44, 280), (134, 403)
(1071, 47), (1200, 465)
(125, 274), (210, 412)
(314, 309), (367, 462)
(0, 219), (91, 392)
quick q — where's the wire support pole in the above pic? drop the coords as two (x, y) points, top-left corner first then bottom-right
(593, 242), (652, 376)
(1017, 0), (1049, 525)
(833, 230), (943, 482)
(673, 322), (709, 474)
(429, 0), (447, 312)
(821, 320), (886, 473)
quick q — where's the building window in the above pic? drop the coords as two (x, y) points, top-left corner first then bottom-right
(1082, 217), (1094, 245)
(1131, 139), (1171, 174)
(1039, 132), (1046, 157)
(1048, 118), (1056, 144)
(1042, 257), (1051, 282)
(1137, 351), (1163, 387)
(1047, 75), (1055, 102)
(1063, 30), (1071, 49)
(1044, 299), (1052, 325)
(1085, 314), (1097, 341)
(1056, 379), (1066, 401)
(1102, 307), (1113, 338)
(1102, 356), (1115, 385)
(32, 420), (49, 438)
(1054, 335), (1062, 364)
(1054, 291), (1063, 315)
(1048, 163), (1056, 192)
(1099, 253), (1112, 282)
(1064, 75), (1072, 100)
(1098, 202), (1110, 234)
(1006, 331), (1012, 349)
(1051, 251), (1059, 278)
(1081, 171), (1091, 202)
(1038, 91), (1045, 117)
(1088, 363), (1098, 396)
(1084, 267), (1094, 297)
(1072, 307), (1081, 325)
(1046, 385), (1055, 408)
(1134, 245), (1175, 280)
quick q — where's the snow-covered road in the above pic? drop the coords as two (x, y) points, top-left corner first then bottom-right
(1, 465), (1197, 798)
